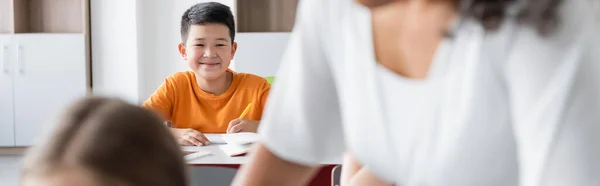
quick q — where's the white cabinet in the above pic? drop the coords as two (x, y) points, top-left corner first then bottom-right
(0, 34), (87, 147)
(0, 35), (15, 146)
(1, 0), (89, 147)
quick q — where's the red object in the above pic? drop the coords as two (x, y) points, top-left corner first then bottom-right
(189, 164), (337, 186)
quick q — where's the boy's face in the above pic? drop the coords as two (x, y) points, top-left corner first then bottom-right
(178, 24), (237, 80)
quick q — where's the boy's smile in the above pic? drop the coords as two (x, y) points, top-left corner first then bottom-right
(198, 59), (222, 70)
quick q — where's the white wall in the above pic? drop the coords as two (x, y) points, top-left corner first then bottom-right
(91, 0), (140, 103)
(92, 0), (288, 104)
(234, 32), (290, 77)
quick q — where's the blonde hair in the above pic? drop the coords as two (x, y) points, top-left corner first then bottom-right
(20, 97), (187, 186)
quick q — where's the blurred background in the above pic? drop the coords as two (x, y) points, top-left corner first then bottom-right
(1, 0), (298, 185)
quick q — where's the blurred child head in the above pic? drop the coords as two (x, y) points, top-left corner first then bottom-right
(20, 97), (187, 186)
(178, 2), (237, 81)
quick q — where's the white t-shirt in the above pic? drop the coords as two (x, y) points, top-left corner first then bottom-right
(258, 0), (600, 185)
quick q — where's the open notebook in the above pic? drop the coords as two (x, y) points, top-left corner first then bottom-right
(205, 132), (260, 157)
(218, 143), (254, 157)
(183, 150), (212, 161)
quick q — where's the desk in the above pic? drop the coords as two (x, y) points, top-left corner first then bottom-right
(182, 145), (340, 186)
(183, 145), (247, 164)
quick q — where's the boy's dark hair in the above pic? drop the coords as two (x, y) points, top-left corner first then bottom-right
(180, 2), (236, 44)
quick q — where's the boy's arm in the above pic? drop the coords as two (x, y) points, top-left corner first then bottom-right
(142, 78), (210, 146)
(141, 78), (176, 122)
(226, 84), (271, 133)
(226, 85), (269, 133)
(259, 83), (271, 116)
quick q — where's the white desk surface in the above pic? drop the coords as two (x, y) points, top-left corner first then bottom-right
(181, 144), (341, 165)
(182, 145), (248, 165)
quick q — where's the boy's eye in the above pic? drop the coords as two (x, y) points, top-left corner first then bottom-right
(216, 44), (226, 47)
(194, 44), (204, 47)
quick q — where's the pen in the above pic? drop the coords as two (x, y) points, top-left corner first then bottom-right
(239, 103), (252, 119)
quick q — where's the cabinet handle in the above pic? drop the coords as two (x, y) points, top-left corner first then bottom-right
(18, 45), (24, 74)
(1, 45), (7, 74)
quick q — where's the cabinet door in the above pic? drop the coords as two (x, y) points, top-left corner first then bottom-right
(13, 34), (87, 146)
(0, 34), (14, 147)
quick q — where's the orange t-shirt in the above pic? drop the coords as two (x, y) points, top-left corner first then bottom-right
(142, 70), (271, 133)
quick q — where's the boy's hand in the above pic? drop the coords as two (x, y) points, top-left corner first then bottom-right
(169, 128), (210, 146)
(227, 119), (259, 133)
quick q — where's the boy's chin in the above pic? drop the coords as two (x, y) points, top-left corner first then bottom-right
(194, 70), (226, 80)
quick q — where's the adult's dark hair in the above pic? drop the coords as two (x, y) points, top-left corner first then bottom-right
(180, 2), (236, 43)
(20, 97), (187, 186)
(461, 0), (563, 35)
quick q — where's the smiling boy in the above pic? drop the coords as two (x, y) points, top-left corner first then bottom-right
(142, 2), (271, 146)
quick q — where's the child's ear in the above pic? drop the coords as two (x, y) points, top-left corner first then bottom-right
(178, 43), (187, 60)
(231, 42), (238, 58)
